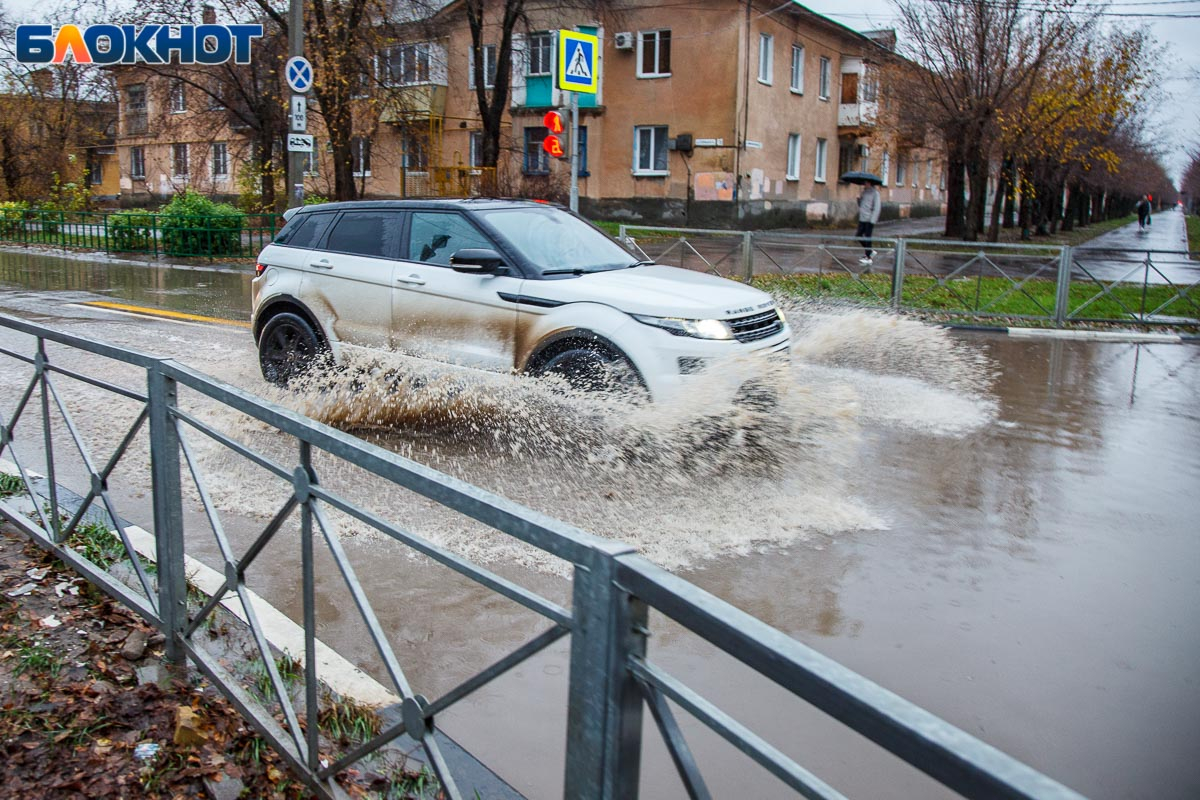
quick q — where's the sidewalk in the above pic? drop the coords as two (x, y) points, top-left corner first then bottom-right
(1077, 206), (1190, 252)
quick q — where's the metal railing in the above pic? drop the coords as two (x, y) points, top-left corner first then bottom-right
(0, 207), (280, 260)
(0, 313), (1087, 799)
(619, 225), (1200, 328)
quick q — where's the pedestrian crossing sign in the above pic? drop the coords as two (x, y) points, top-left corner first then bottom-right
(558, 30), (599, 94)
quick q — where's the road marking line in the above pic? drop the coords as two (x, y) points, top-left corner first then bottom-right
(1007, 327), (1181, 343)
(75, 300), (251, 328)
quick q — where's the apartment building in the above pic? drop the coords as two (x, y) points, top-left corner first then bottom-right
(108, 0), (945, 226)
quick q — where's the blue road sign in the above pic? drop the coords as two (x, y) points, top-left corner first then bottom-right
(558, 30), (598, 94)
(285, 56), (313, 94)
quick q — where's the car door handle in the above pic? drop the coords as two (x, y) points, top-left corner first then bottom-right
(396, 274), (426, 286)
(308, 258), (333, 269)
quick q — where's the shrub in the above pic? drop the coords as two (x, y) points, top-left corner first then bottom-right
(0, 201), (28, 237)
(159, 190), (245, 257)
(108, 209), (156, 252)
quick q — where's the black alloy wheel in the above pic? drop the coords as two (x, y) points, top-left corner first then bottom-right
(258, 312), (327, 386)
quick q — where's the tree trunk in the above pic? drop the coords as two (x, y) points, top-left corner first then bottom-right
(1060, 185), (1075, 232)
(987, 161), (1007, 242)
(963, 140), (987, 241)
(944, 133), (967, 239)
(1002, 160), (1017, 229)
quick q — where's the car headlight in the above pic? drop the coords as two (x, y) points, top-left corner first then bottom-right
(631, 314), (734, 340)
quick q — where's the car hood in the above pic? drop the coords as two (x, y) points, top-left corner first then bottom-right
(532, 265), (776, 318)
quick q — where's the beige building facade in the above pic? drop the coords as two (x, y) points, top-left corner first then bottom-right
(109, 0), (945, 227)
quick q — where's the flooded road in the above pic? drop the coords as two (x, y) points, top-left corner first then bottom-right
(0, 249), (1198, 799)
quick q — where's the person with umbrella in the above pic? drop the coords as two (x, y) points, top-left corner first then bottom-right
(842, 171), (883, 267)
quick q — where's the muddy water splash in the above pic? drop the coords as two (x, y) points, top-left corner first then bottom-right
(178, 304), (991, 572)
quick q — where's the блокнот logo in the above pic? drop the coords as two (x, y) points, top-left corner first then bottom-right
(16, 24), (264, 65)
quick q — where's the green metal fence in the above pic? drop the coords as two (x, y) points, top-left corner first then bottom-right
(0, 208), (281, 260)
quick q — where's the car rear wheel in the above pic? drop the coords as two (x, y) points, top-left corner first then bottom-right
(538, 343), (646, 399)
(258, 312), (327, 386)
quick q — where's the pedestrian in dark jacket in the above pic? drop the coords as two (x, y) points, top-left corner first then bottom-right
(857, 183), (881, 265)
(1136, 195), (1152, 231)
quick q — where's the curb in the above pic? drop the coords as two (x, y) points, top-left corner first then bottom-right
(943, 324), (1189, 344)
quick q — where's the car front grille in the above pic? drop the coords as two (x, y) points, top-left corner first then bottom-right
(729, 309), (784, 343)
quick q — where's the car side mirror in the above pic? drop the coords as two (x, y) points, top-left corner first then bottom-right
(449, 248), (504, 273)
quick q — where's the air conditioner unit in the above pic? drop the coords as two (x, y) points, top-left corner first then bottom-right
(614, 32), (634, 50)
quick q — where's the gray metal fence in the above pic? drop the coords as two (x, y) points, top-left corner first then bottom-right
(0, 313), (1086, 799)
(619, 225), (1200, 328)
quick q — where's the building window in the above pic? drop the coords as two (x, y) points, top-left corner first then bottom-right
(172, 143), (188, 177)
(814, 138), (827, 182)
(302, 149), (319, 176)
(524, 127), (550, 175)
(169, 79), (186, 113)
(926, 159), (933, 189)
(757, 34), (773, 84)
(211, 142), (229, 177)
(910, 159), (918, 187)
(402, 133), (428, 170)
(881, 151), (890, 186)
(470, 44), (497, 89)
(528, 32), (553, 76)
(381, 43), (430, 86)
(818, 57), (830, 100)
(352, 136), (371, 177)
(786, 133), (801, 181)
(126, 83), (146, 112)
(896, 157), (907, 186)
(469, 131), (483, 167)
(634, 125), (668, 175)
(87, 154), (102, 185)
(838, 141), (854, 178)
(790, 45), (804, 93)
(861, 70), (878, 103)
(638, 30), (670, 77)
(129, 146), (145, 179)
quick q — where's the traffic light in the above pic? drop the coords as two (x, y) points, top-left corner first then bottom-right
(541, 109), (570, 160)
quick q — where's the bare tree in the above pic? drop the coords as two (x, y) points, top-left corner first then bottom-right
(893, 0), (1092, 240)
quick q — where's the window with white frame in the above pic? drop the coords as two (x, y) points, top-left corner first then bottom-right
(786, 133), (801, 180)
(172, 143), (188, 177)
(169, 79), (186, 112)
(352, 136), (371, 177)
(881, 151), (890, 186)
(381, 43), (431, 86)
(814, 138), (827, 182)
(470, 44), (498, 89)
(302, 148), (318, 176)
(469, 131), (483, 167)
(126, 83), (146, 112)
(129, 146), (145, 180)
(818, 57), (830, 99)
(634, 125), (669, 175)
(926, 159), (933, 188)
(210, 142), (228, 177)
(638, 30), (671, 77)
(896, 158), (906, 186)
(758, 34), (773, 84)
(403, 133), (427, 171)
(910, 159), (917, 187)
(790, 44), (804, 93)
(528, 32), (552, 76)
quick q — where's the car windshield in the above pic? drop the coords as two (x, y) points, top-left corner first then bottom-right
(476, 206), (638, 274)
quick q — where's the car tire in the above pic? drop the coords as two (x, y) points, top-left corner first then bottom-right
(538, 342), (646, 399)
(258, 312), (327, 386)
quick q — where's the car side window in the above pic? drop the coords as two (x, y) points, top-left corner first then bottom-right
(325, 211), (402, 259)
(407, 212), (495, 267)
(275, 212), (336, 250)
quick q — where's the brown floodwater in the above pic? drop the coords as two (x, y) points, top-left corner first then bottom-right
(0, 249), (1197, 799)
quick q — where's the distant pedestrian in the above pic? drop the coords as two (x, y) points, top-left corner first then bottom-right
(857, 182), (881, 266)
(1136, 194), (1152, 232)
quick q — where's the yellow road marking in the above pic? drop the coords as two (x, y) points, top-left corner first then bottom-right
(80, 300), (251, 328)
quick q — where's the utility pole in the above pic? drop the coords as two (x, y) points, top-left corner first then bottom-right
(286, 0), (305, 209)
(569, 91), (579, 213)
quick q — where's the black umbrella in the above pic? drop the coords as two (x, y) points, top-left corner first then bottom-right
(840, 170), (883, 185)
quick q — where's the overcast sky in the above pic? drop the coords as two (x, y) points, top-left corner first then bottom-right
(3, 0), (1196, 181)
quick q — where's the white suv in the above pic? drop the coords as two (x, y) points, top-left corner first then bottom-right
(251, 200), (789, 401)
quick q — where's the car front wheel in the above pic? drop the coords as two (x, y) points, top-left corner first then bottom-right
(538, 342), (647, 399)
(258, 312), (327, 386)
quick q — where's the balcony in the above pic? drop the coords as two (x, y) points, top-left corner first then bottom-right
(838, 101), (878, 129)
(379, 84), (446, 123)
